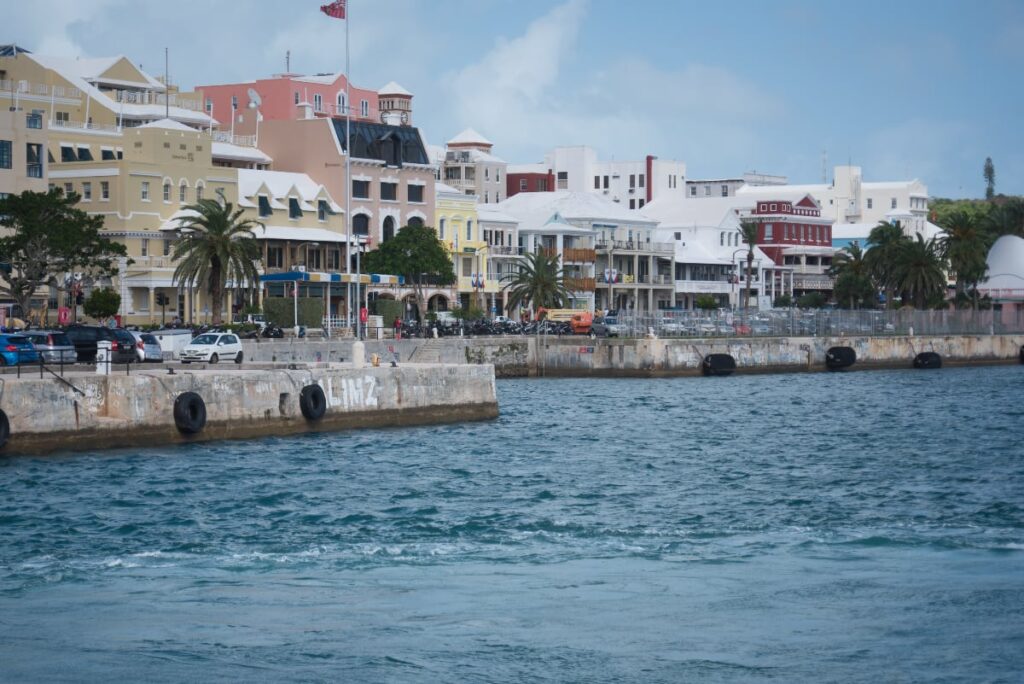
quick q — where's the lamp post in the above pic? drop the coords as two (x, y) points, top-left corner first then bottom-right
(730, 248), (746, 311)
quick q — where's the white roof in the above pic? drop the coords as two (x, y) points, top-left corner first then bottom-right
(477, 206), (518, 225)
(496, 191), (657, 233)
(641, 195), (753, 229)
(453, 147), (505, 164)
(238, 169), (340, 212)
(435, 182), (465, 196)
(507, 163), (548, 174)
(30, 53), (165, 90)
(980, 235), (1024, 293)
(138, 118), (197, 132)
(448, 127), (492, 147)
(255, 225), (356, 244)
(292, 72), (341, 85)
(378, 81), (411, 96)
(211, 141), (272, 164)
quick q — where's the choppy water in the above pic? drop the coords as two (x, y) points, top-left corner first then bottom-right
(2, 367), (1023, 682)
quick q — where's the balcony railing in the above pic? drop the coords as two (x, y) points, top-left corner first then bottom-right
(211, 131), (257, 147)
(564, 277), (596, 292)
(50, 119), (123, 135)
(596, 240), (674, 254)
(110, 89), (205, 112)
(489, 245), (518, 256)
(563, 247), (596, 262)
(0, 79), (82, 99)
(26, 163), (43, 179)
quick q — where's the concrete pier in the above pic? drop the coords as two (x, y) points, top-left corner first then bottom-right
(0, 364), (498, 455)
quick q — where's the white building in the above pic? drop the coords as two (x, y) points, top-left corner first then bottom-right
(641, 196), (792, 310)
(497, 191), (673, 313)
(686, 172), (788, 199)
(433, 128), (506, 204)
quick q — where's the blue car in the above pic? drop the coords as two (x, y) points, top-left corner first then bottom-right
(0, 334), (41, 366)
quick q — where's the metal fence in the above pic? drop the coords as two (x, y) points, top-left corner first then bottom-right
(602, 308), (1024, 339)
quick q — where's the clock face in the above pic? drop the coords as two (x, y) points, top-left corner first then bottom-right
(400, 111), (409, 125)
(379, 110), (388, 123)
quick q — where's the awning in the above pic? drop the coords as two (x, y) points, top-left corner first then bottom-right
(255, 225), (359, 244)
(260, 270), (404, 285)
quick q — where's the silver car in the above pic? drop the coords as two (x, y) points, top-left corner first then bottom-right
(21, 330), (77, 363)
(130, 331), (164, 362)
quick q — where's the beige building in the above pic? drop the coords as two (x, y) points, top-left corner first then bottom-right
(0, 108), (48, 197)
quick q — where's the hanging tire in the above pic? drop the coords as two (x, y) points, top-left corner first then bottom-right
(1019, 346), (1023, 364)
(299, 384), (327, 421)
(702, 353), (736, 377)
(913, 352), (942, 369)
(825, 346), (856, 370)
(0, 409), (10, 449)
(173, 391), (207, 434)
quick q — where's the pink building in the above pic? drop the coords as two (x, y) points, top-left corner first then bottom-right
(196, 72), (380, 130)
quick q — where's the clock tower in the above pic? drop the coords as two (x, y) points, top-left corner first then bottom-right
(378, 81), (413, 126)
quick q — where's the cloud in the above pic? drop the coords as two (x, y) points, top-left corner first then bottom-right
(863, 118), (977, 196)
(6, 0), (120, 56)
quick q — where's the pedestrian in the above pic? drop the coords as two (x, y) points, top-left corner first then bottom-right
(394, 316), (402, 340)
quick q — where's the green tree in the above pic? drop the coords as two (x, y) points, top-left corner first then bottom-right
(739, 221), (759, 313)
(983, 157), (995, 200)
(829, 243), (876, 309)
(773, 294), (793, 308)
(797, 292), (827, 309)
(695, 295), (719, 311)
(984, 196), (1024, 238)
(363, 224), (455, 322)
(83, 287), (121, 320)
(501, 250), (569, 314)
(865, 221), (909, 308)
(894, 234), (947, 309)
(171, 199), (263, 326)
(0, 189), (127, 323)
(937, 208), (991, 308)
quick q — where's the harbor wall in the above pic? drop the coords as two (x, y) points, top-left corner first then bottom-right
(240, 334), (1024, 377)
(0, 364), (498, 455)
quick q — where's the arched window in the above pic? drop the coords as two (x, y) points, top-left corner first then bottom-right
(179, 180), (188, 203)
(353, 214), (369, 236)
(720, 232), (725, 246)
(163, 181), (171, 202)
(408, 216), (424, 228)
(439, 217), (446, 239)
(382, 216), (396, 242)
(336, 92), (346, 115)
(466, 219), (473, 242)
(195, 182), (204, 201)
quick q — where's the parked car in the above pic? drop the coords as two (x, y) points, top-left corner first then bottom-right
(21, 330), (76, 364)
(129, 331), (164, 363)
(180, 332), (244, 364)
(64, 325), (138, 364)
(0, 334), (40, 366)
(593, 315), (627, 338)
(657, 318), (686, 335)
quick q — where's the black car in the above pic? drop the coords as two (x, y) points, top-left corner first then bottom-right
(64, 325), (138, 364)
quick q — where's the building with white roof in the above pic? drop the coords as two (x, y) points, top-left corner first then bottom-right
(496, 191), (673, 313)
(686, 171), (788, 199)
(977, 235), (1024, 315)
(641, 195), (792, 309)
(438, 128), (506, 204)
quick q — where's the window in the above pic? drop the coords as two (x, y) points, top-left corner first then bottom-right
(313, 94), (322, 112)
(294, 92), (300, 105)
(380, 182), (397, 201)
(163, 182), (171, 202)
(629, 174), (636, 188)
(639, 174), (645, 188)
(721, 184), (729, 197)
(82, 182), (92, 201)
(629, 199), (635, 209)
(231, 95), (238, 110)
(764, 224), (773, 241)
(638, 199), (645, 208)
(704, 185), (711, 196)
(307, 247), (322, 270)
(76, 146), (93, 162)
(594, 175), (600, 190)
(267, 246), (284, 268)
(408, 185), (424, 203)
(318, 200), (329, 222)
(101, 148), (116, 160)
(64, 182), (74, 196)
(336, 92), (346, 114)
(485, 168), (490, 181)
(179, 182), (187, 203)
(484, 191), (489, 203)
(720, 232), (725, 246)
(100, 181), (109, 200)
(353, 214), (369, 236)
(328, 249), (340, 270)
(163, 239), (171, 256)
(141, 238), (149, 257)
(604, 175), (609, 189)
(360, 100), (369, 117)
(770, 203), (777, 211)
(141, 181), (150, 201)
(466, 219), (473, 241)
(891, 197), (897, 209)
(350, 179), (371, 199)
(0, 141), (11, 169)
(556, 171), (568, 190)
(689, 185), (696, 197)
(495, 192), (500, 202)
(519, 179), (527, 191)
(55, 111), (69, 123)
(205, 98), (213, 112)
(382, 216), (396, 242)
(496, 169), (500, 182)
(288, 197), (301, 219)
(61, 145), (77, 162)
(439, 218), (447, 239)
(866, 198), (873, 209)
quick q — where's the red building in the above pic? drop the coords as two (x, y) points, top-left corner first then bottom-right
(747, 194), (835, 297)
(506, 164), (555, 198)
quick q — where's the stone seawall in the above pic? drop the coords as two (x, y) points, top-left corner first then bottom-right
(0, 364), (498, 455)
(240, 334), (1023, 377)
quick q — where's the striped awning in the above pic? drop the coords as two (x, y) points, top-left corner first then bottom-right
(260, 270), (404, 285)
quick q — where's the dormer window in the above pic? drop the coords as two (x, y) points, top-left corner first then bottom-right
(258, 195), (272, 217)
(289, 198), (301, 219)
(317, 200), (329, 222)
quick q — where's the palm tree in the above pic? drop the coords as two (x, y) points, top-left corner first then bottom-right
(829, 243), (875, 309)
(894, 234), (947, 309)
(938, 208), (991, 308)
(172, 199), (263, 326)
(865, 221), (908, 308)
(739, 221), (759, 314)
(502, 250), (569, 316)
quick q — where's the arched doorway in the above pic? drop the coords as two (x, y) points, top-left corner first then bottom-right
(408, 216), (424, 228)
(382, 216), (396, 243)
(428, 294), (450, 311)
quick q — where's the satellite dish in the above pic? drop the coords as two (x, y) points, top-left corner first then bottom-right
(247, 87), (262, 108)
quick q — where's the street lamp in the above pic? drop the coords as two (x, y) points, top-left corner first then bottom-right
(730, 248), (747, 311)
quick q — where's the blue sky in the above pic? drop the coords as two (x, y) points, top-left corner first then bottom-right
(8, 0), (1024, 197)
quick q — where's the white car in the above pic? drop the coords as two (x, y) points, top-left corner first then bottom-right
(179, 332), (244, 364)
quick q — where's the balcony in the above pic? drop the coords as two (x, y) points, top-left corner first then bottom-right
(564, 276), (596, 292)
(673, 280), (733, 294)
(563, 247), (596, 262)
(0, 79), (81, 100)
(211, 131), (257, 148)
(596, 240), (674, 255)
(50, 119), (123, 136)
(488, 245), (518, 257)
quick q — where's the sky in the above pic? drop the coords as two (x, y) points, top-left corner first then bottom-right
(7, 0), (1024, 198)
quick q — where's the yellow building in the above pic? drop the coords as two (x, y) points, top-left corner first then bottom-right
(435, 182), (499, 312)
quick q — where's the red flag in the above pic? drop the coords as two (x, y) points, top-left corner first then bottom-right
(320, 0), (346, 19)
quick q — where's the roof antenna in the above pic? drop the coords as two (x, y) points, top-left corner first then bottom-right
(286, 50), (290, 73)
(164, 47), (169, 120)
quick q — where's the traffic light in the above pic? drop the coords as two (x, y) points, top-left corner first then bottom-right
(155, 293), (169, 307)
(75, 292), (84, 305)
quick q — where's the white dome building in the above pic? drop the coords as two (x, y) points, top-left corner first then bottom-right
(977, 235), (1024, 317)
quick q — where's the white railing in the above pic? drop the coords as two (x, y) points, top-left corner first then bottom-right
(50, 119), (124, 135)
(0, 79), (82, 99)
(211, 131), (257, 147)
(110, 89), (204, 112)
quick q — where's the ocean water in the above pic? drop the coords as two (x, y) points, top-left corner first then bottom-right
(1, 367), (1023, 683)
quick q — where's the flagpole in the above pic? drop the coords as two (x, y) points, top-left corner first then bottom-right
(345, 1), (354, 337)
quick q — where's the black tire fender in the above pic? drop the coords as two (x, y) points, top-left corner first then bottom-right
(173, 391), (207, 434)
(0, 409), (10, 449)
(300, 384), (327, 421)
